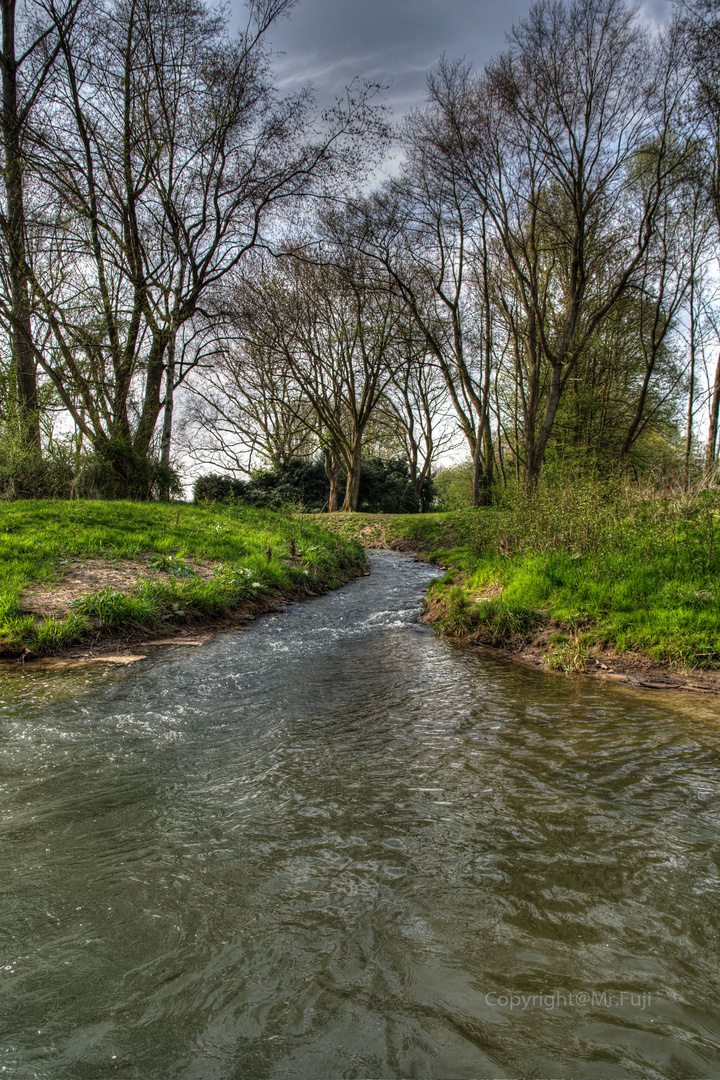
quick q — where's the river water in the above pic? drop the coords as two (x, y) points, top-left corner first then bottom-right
(2, 551), (720, 1079)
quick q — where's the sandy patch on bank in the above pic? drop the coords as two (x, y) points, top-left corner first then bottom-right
(469, 582), (504, 603)
(20, 556), (217, 617)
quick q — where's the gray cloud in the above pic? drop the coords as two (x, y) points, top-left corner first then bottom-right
(259, 0), (538, 114)
(247, 0), (673, 119)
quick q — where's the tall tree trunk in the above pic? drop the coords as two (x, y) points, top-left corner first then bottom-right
(341, 442), (362, 512)
(473, 207), (494, 508)
(472, 406), (495, 505)
(159, 338), (176, 498)
(133, 333), (168, 459)
(483, 416), (494, 493)
(684, 274), (696, 494)
(323, 446), (340, 511)
(524, 361), (562, 490)
(518, 314), (542, 489)
(472, 417), (483, 507)
(706, 352), (720, 477)
(159, 252), (187, 500)
(1, 0), (39, 450)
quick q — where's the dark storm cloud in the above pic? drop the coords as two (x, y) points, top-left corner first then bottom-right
(255, 0), (673, 118)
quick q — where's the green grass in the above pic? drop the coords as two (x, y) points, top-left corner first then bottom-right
(12, 490), (719, 668)
(0, 501), (365, 656)
(318, 509), (480, 568)
(319, 485), (720, 671)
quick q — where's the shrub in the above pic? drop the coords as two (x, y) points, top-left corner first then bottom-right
(0, 430), (75, 499)
(358, 457), (422, 513)
(194, 473), (248, 503)
(194, 457), (434, 513)
(246, 458), (329, 509)
(74, 449), (182, 501)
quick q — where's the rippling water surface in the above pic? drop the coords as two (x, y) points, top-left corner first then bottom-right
(2, 551), (720, 1078)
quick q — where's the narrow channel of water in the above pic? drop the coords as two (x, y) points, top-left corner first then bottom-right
(2, 551), (720, 1079)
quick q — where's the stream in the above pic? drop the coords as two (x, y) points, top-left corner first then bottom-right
(2, 550), (720, 1078)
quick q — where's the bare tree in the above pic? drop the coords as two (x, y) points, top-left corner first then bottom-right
(336, 156), (498, 504)
(618, 148), (702, 462)
(0, 0), (385, 494)
(0, 0), (79, 448)
(230, 251), (405, 511)
(181, 335), (317, 475)
(376, 328), (459, 500)
(426, 0), (684, 486)
(676, 0), (720, 477)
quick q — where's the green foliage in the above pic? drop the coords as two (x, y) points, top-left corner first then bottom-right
(194, 460), (327, 509)
(545, 296), (687, 473)
(436, 594), (542, 643)
(358, 458), (430, 513)
(245, 458), (330, 509)
(443, 478), (720, 667)
(72, 586), (158, 629)
(147, 553), (197, 577)
(433, 461), (476, 510)
(0, 426), (182, 502)
(0, 428), (75, 499)
(193, 474), (248, 503)
(194, 456), (433, 513)
(0, 501), (365, 656)
(30, 612), (89, 651)
(74, 445), (182, 501)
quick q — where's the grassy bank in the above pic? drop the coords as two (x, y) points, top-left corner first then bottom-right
(320, 484), (720, 673)
(0, 501), (365, 658)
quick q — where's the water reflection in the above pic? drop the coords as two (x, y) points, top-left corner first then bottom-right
(2, 551), (720, 1078)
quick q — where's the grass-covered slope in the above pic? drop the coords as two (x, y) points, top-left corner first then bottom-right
(317, 510), (479, 565)
(0, 501), (365, 658)
(319, 485), (720, 672)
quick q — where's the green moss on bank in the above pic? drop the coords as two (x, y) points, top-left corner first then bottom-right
(319, 489), (720, 671)
(0, 501), (365, 657)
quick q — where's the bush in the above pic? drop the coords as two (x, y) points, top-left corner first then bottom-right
(194, 457), (434, 513)
(246, 459), (329, 509)
(0, 424), (183, 502)
(193, 473), (249, 503)
(433, 461), (476, 510)
(0, 430), (75, 499)
(358, 457), (423, 513)
(74, 448), (182, 501)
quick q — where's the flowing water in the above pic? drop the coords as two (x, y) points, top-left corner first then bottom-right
(2, 550), (720, 1079)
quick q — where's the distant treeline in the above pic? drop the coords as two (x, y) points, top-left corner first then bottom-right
(194, 459), (436, 514)
(3, 0), (720, 507)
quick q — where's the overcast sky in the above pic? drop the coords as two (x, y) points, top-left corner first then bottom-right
(253, 0), (672, 124)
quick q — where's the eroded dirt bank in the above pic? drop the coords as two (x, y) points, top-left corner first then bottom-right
(4, 557), (368, 672)
(1, 502), (368, 669)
